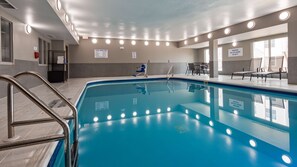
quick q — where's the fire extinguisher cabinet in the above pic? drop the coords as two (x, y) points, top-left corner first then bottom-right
(47, 50), (68, 83)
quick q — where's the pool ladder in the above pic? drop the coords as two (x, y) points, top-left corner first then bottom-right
(166, 65), (174, 80)
(0, 71), (78, 167)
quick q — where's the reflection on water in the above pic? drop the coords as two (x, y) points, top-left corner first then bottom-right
(78, 79), (297, 166)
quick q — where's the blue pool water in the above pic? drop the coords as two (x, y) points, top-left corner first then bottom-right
(52, 79), (297, 167)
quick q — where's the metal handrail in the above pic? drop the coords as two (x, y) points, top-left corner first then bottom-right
(14, 71), (78, 145)
(0, 75), (71, 167)
(166, 65), (174, 80)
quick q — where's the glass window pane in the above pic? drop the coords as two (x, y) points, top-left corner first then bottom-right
(218, 47), (222, 71)
(1, 18), (13, 62)
(204, 49), (209, 63)
(253, 40), (269, 69)
(270, 37), (288, 69)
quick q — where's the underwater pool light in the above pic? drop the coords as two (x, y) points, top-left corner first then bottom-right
(157, 108), (161, 113)
(146, 110), (150, 115)
(167, 107), (171, 112)
(107, 115), (112, 120)
(226, 128), (232, 135)
(195, 114), (200, 120)
(209, 120), (214, 127)
(282, 154), (292, 164)
(249, 139), (257, 148)
(93, 117), (99, 122)
(185, 109), (189, 114)
(121, 113), (126, 118)
(233, 110), (238, 115)
(133, 111), (137, 117)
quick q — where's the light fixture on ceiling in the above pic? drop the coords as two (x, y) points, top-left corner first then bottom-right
(105, 39), (111, 44)
(279, 11), (290, 21)
(25, 24), (32, 34)
(194, 37), (198, 42)
(207, 33), (213, 39)
(184, 40), (188, 45)
(144, 41), (149, 46)
(166, 42), (170, 46)
(92, 38), (97, 44)
(224, 28), (231, 35)
(71, 24), (74, 31)
(119, 40), (124, 45)
(232, 41), (237, 47)
(56, 0), (62, 11)
(131, 40), (136, 45)
(156, 41), (160, 46)
(247, 21), (255, 29)
(65, 14), (69, 23)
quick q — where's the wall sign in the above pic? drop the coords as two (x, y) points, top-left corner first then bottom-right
(228, 48), (243, 57)
(94, 49), (108, 58)
(132, 52), (137, 59)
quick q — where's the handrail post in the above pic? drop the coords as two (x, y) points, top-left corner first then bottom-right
(7, 83), (14, 139)
(0, 75), (72, 167)
(14, 71), (79, 144)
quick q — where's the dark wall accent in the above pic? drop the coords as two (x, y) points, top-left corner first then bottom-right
(0, 60), (47, 98)
(69, 63), (187, 78)
(288, 57), (297, 84)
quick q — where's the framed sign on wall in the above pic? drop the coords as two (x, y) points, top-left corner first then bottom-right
(228, 48), (243, 57)
(94, 49), (108, 58)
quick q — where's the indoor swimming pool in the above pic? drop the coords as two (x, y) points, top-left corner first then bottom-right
(51, 79), (297, 167)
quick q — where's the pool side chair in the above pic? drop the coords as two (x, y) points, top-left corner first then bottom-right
(231, 58), (262, 80)
(133, 63), (148, 77)
(250, 56), (287, 82)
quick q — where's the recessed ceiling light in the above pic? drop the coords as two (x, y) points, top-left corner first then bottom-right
(224, 28), (231, 35)
(144, 41), (149, 46)
(25, 24), (32, 34)
(232, 41), (237, 47)
(279, 11), (290, 21)
(56, 0), (62, 10)
(65, 14), (69, 23)
(131, 40), (136, 45)
(166, 42), (170, 46)
(119, 40), (124, 45)
(156, 41), (160, 46)
(194, 37), (198, 42)
(92, 38), (97, 44)
(184, 40), (188, 45)
(207, 33), (213, 39)
(71, 24), (74, 31)
(105, 39), (111, 44)
(247, 21), (255, 29)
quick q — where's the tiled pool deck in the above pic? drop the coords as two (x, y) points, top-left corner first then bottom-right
(1, 74), (297, 167)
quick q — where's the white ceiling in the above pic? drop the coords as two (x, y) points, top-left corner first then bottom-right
(62, 0), (297, 41)
(1, 0), (78, 44)
(1, 0), (296, 44)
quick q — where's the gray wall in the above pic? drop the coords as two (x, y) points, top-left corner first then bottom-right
(0, 9), (49, 98)
(69, 39), (199, 77)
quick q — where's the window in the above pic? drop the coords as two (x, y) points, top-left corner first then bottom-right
(218, 47), (223, 71)
(1, 17), (13, 63)
(204, 49), (209, 63)
(252, 37), (288, 70)
(38, 38), (50, 65)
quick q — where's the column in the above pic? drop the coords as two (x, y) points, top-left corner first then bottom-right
(288, 19), (297, 84)
(209, 39), (219, 78)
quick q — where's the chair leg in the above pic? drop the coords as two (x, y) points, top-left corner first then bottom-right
(250, 74), (253, 81)
(231, 73), (233, 79)
(242, 74), (245, 80)
(265, 75), (267, 82)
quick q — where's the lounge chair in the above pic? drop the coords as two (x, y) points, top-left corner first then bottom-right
(185, 63), (196, 75)
(231, 58), (262, 80)
(250, 56), (287, 82)
(133, 63), (148, 77)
